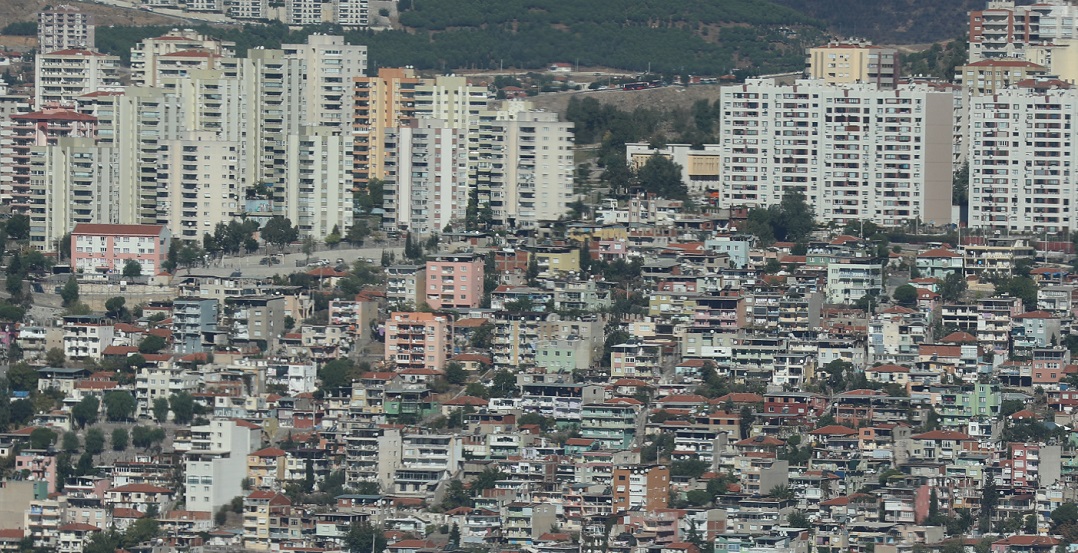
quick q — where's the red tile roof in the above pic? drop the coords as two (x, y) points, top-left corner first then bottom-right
(809, 425), (857, 436)
(71, 224), (165, 236)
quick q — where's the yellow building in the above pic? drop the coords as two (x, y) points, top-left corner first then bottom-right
(956, 59), (1048, 95)
(246, 447), (288, 489)
(1026, 41), (1078, 84)
(807, 42), (899, 89)
(531, 245), (581, 276)
(353, 67), (420, 188)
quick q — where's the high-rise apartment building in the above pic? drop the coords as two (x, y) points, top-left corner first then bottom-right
(382, 119), (469, 235)
(8, 109), (97, 215)
(967, 0), (1078, 62)
(38, 6), (95, 54)
(28, 138), (120, 250)
(285, 0), (327, 25)
(82, 87), (186, 227)
(157, 131), (242, 241)
(968, 85), (1078, 233)
(335, 0), (369, 27)
(353, 67), (420, 187)
(807, 41), (900, 89)
(475, 106), (575, 228)
(34, 49), (121, 108)
(718, 79), (954, 226)
(280, 126), (354, 238)
(130, 30), (236, 88)
(282, 35), (367, 129)
(228, 0), (269, 20)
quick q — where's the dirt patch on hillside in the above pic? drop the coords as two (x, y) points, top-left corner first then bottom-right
(0, 0), (189, 28)
(529, 84), (727, 115)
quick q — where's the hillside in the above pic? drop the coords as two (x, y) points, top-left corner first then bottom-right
(771, 0), (983, 44)
(94, 0), (826, 76)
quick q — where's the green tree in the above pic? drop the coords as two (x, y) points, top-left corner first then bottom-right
(670, 459), (709, 479)
(111, 428), (129, 451)
(105, 297), (127, 319)
(635, 154), (687, 200)
(102, 391), (137, 421)
(5, 214), (28, 241)
(325, 225), (342, 249)
(319, 358), (356, 390)
(448, 523), (461, 550)
(262, 216), (298, 253)
(6, 362), (37, 391)
(85, 428), (106, 455)
(60, 276), (79, 307)
(788, 511), (810, 528)
(45, 347), (66, 367)
(122, 517), (161, 547)
(997, 276), (1038, 311)
(302, 235), (317, 264)
(893, 284), (918, 307)
(344, 522), (387, 553)
(62, 431), (80, 453)
(138, 335), (167, 354)
(177, 242), (205, 272)
(29, 427), (56, 449)
(939, 272), (967, 303)
(444, 362), (467, 386)
(72, 396), (100, 428)
(122, 260), (142, 278)
(169, 392), (196, 425)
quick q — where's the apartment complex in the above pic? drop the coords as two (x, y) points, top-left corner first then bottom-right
(70, 223), (171, 275)
(7, 33), (367, 246)
(968, 86), (1078, 233)
(967, 0), (1078, 61)
(807, 41), (900, 89)
(384, 311), (450, 372)
(9, 109), (98, 216)
(38, 6), (95, 54)
(382, 119), (469, 235)
(352, 67), (421, 187)
(425, 253), (484, 309)
(158, 132), (242, 242)
(34, 49), (121, 108)
(475, 106), (575, 229)
(129, 30), (237, 88)
(718, 79), (953, 225)
(956, 59), (1048, 95)
(28, 138), (120, 249)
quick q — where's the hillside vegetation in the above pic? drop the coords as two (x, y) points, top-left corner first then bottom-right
(96, 0), (825, 75)
(771, 0), (983, 44)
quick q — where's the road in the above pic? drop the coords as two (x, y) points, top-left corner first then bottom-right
(182, 245), (405, 278)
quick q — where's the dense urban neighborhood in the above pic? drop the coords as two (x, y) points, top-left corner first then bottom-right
(6, 0), (1078, 553)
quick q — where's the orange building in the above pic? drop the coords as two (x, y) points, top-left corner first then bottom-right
(612, 464), (669, 513)
(353, 67), (420, 189)
(384, 311), (450, 372)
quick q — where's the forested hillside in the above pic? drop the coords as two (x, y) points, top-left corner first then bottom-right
(96, 0), (826, 76)
(771, 0), (984, 44)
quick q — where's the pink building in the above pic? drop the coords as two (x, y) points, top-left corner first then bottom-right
(70, 223), (171, 275)
(15, 452), (58, 494)
(424, 253), (484, 309)
(385, 311), (449, 372)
